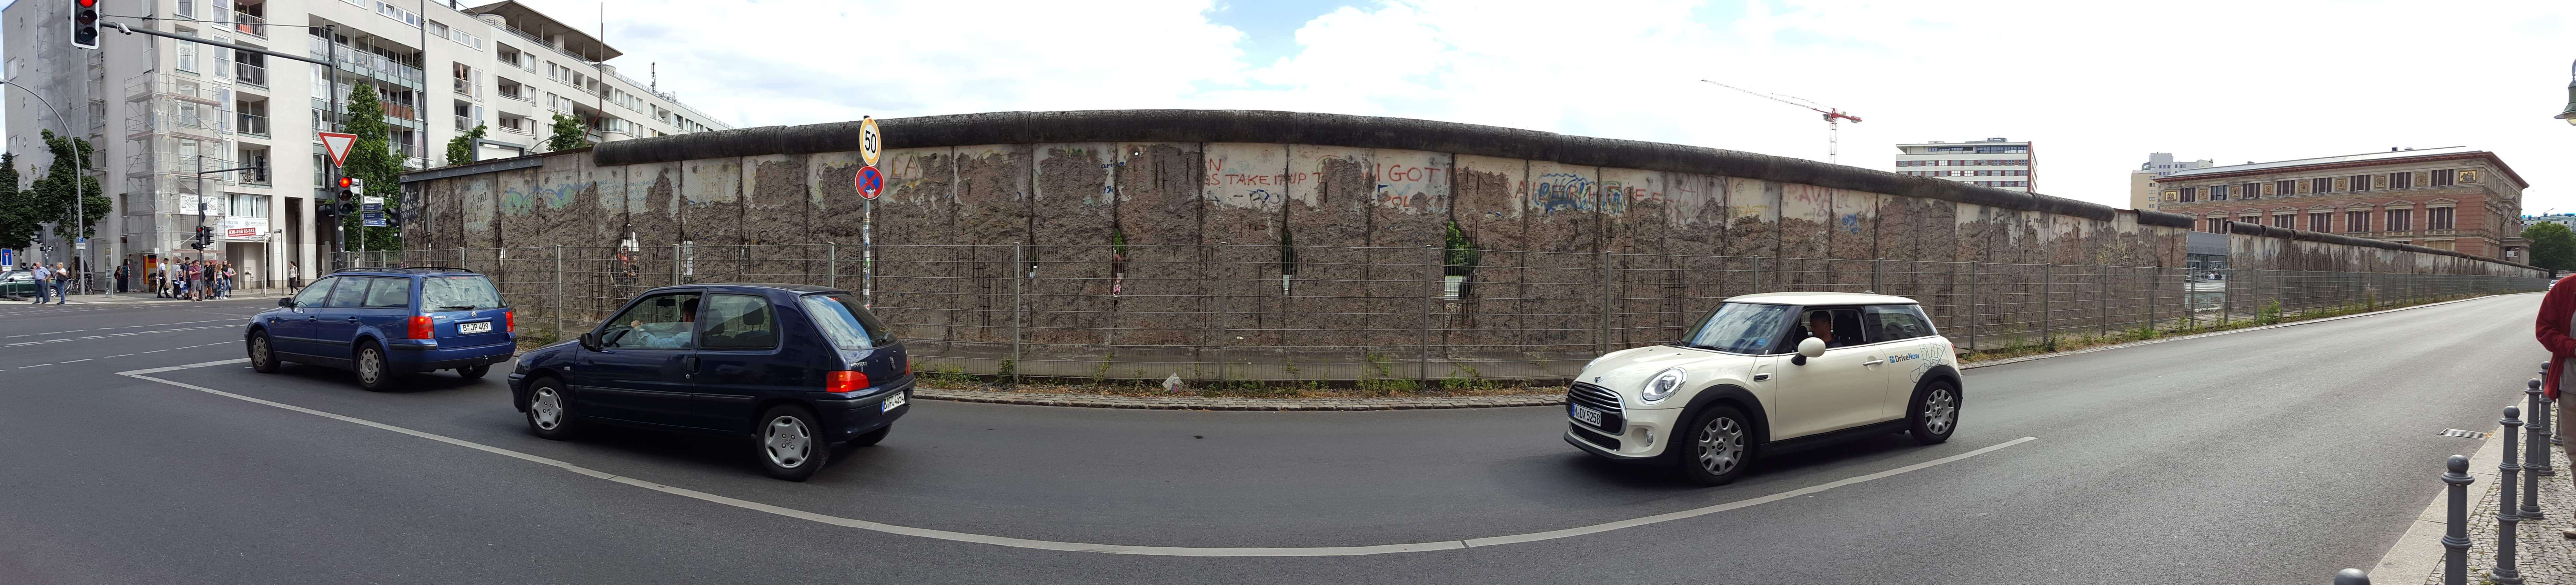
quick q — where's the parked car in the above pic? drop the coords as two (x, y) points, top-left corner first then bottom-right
(0, 270), (38, 298)
(507, 284), (913, 481)
(1564, 292), (1962, 486)
(244, 267), (517, 391)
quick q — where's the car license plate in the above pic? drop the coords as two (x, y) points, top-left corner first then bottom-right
(881, 390), (907, 412)
(1570, 404), (1603, 426)
(459, 321), (492, 334)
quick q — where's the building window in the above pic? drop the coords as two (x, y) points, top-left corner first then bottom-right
(2272, 214), (2294, 229)
(2205, 218), (2229, 232)
(2351, 174), (2372, 192)
(2428, 207), (2455, 230)
(2209, 185), (2228, 200)
(2179, 187), (2197, 202)
(2311, 178), (2331, 194)
(2431, 169), (2454, 187)
(2386, 209), (2411, 232)
(2346, 211), (2370, 232)
(2241, 182), (2259, 198)
(2275, 180), (2295, 196)
(2389, 172), (2411, 189)
(2308, 212), (2331, 232)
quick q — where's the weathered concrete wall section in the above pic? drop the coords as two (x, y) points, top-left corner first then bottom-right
(406, 110), (2542, 381)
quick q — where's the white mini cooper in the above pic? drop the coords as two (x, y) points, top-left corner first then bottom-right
(1563, 292), (1962, 485)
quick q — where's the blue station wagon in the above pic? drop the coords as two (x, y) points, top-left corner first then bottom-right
(245, 267), (517, 391)
(507, 284), (913, 481)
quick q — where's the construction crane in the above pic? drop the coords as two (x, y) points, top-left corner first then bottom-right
(1698, 79), (1863, 164)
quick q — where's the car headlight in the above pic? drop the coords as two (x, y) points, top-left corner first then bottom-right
(1641, 367), (1687, 404)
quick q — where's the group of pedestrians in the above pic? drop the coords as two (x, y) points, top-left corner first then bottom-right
(150, 258), (237, 301)
(14, 262), (70, 304)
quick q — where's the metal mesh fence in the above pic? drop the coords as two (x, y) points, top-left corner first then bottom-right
(342, 244), (2548, 384)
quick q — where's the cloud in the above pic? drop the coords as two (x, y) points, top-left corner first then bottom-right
(532, 0), (2576, 212)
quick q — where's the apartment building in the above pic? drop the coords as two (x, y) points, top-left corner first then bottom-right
(2153, 147), (2531, 261)
(3, 0), (732, 289)
(1893, 137), (2035, 193)
(2128, 152), (2212, 211)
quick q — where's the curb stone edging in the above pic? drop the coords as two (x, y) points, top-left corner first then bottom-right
(916, 293), (2529, 410)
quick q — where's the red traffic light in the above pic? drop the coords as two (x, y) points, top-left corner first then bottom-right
(77, 0), (95, 7)
(336, 177), (353, 188)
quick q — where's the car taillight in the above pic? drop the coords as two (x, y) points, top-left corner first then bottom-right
(407, 316), (434, 339)
(904, 356), (912, 376)
(826, 370), (869, 393)
(504, 309), (515, 332)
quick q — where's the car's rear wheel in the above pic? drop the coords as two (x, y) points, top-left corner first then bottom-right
(1907, 380), (1960, 445)
(756, 405), (828, 481)
(354, 341), (396, 392)
(456, 364), (490, 380)
(248, 332), (279, 373)
(1676, 404), (1754, 486)
(848, 425), (890, 447)
(524, 378), (579, 439)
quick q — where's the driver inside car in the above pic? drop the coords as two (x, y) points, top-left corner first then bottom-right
(628, 298), (699, 348)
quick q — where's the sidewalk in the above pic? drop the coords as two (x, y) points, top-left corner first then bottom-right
(2389, 419), (2576, 584)
(0, 290), (290, 304)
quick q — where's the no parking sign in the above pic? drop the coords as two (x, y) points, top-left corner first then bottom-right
(856, 165), (883, 200)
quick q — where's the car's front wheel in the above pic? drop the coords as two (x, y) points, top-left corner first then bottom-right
(1907, 380), (1960, 445)
(1676, 404), (1754, 486)
(247, 331), (279, 373)
(756, 405), (829, 481)
(524, 378), (579, 440)
(354, 341), (397, 392)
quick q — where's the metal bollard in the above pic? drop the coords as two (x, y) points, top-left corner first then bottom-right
(2332, 568), (2370, 585)
(2443, 454), (2473, 585)
(2535, 379), (2558, 480)
(2495, 406), (2525, 585)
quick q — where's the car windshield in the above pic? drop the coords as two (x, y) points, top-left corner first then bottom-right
(1681, 302), (1793, 354)
(799, 293), (896, 350)
(420, 275), (504, 310)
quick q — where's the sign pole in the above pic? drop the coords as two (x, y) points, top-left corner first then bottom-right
(856, 116), (883, 305)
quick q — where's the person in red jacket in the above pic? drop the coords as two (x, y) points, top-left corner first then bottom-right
(2535, 273), (2576, 538)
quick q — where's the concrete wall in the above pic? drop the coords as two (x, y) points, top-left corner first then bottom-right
(401, 110), (2545, 380)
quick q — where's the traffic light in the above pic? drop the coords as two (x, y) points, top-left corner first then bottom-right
(334, 176), (361, 216)
(69, 0), (99, 50)
(189, 226), (211, 250)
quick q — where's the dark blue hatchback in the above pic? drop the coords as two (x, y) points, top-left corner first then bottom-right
(507, 283), (912, 481)
(245, 267), (516, 391)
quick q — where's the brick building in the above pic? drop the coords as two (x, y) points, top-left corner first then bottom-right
(2153, 147), (2530, 261)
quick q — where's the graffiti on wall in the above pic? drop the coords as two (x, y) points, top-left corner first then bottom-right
(1204, 143), (1289, 210)
(1528, 171), (1597, 214)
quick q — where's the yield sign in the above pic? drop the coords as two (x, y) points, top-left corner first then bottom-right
(319, 132), (359, 167)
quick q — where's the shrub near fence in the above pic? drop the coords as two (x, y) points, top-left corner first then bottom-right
(343, 244), (2548, 386)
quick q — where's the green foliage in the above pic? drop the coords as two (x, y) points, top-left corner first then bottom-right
(2258, 300), (2284, 325)
(0, 133), (112, 250)
(545, 114), (591, 152)
(1442, 219), (1481, 276)
(444, 123), (488, 167)
(340, 84), (404, 251)
(0, 152), (31, 248)
(2523, 222), (2576, 271)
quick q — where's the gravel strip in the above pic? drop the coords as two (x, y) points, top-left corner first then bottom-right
(914, 387), (1563, 411)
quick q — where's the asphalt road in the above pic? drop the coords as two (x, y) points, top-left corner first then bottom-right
(0, 293), (2548, 584)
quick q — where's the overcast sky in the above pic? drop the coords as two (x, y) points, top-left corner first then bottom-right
(139, 1), (2576, 211)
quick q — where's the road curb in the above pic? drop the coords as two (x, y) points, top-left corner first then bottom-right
(2369, 398), (2522, 580)
(1959, 293), (2526, 371)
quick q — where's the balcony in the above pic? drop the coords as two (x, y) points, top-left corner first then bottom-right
(453, 78), (480, 99)
(454, 115), (478, 132)
(235, 62), (269, 89)
(234, 113), (271, 138)
(496, 123), (532, 136)
(497, 87), (532, 103)
(125, 110), (222, 140)
(228, 11), (269, 39)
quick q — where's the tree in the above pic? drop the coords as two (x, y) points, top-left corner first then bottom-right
(444, 123), (488, 167)
(27, 131), (108, 243)
(2524, 222), (2576, 271)
(545, 113), (591, 152)
(0, 152), (31, 249)
(340, 83), (404, 251)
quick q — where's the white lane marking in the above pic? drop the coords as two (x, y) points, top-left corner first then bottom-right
(114, 360), (2034, 557)
(140, 349), (168, 354)
(18, 364), (51, 368)
(61, 358), (92, 363)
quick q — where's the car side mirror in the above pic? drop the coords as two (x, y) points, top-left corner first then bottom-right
(578, 331), (601, 351)
(1794, 337), (1827, 363)
(277, 297), (296, 308)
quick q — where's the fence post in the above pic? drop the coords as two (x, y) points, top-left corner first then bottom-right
(2497, 405), (2525, 585)
(1421, 246), (1436, 387)
(1749, 256), (1761, 295)
(1965, 261), (1980, 351)
(1599, 251), (1614, 356)
(553, 245), (565, 343)
(2041, 263), (2053, 347)
(825, 243), (838, 290)
(2098, 264), (2109, 337)
(1871, 257), (1883, 292)
(671, 244), (683, 286)
(1010, 243), (1024, 386)
(2443, 454), (2473, 585)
